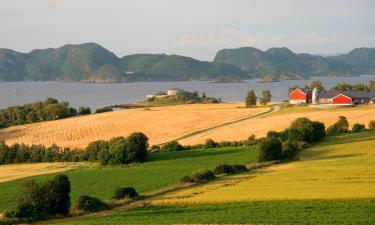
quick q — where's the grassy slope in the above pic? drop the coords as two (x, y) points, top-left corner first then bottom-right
(0, 146), (257, 212)
(55, 132), (375, 225)
(56, 200), (375, 225)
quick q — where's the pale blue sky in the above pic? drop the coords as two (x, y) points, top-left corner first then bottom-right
(1, 0), (374, 60)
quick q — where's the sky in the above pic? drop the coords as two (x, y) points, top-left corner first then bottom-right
(1, 0), (375, 60)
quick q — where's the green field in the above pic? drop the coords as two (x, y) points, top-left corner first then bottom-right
(55, 199), (375, 225)
(52, 131), (375, 225)
(0, 146), (257, 212)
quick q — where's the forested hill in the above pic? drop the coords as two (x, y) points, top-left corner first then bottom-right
(214, 47), (375, 77)
(1, 43), (374, 82)
(0, 43), (247, 82)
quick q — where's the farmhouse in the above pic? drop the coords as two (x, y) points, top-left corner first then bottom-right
(289, 88), (311, 104)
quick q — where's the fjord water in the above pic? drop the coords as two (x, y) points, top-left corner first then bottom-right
(1, 75), (374, 110)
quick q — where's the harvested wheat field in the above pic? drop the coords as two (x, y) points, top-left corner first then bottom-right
(179, 104), (375, 145)
(0, 162), (87, 183)
(0, 103), (267, 149)
(153, 131), (375, 204)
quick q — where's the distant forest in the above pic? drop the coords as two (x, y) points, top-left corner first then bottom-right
(0, 43), (374, 82)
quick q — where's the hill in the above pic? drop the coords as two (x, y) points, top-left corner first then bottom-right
(214, 46), (375, 77)
(0, 43), (247, 82)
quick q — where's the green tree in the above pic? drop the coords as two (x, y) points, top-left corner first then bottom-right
(369, 81), (375, 91)
(126, 132), (149, 163)
(310, 80), (324, 91)
(257, 138), (282, 162)
(245, 90), (257, 107)
(259, 89), (272, 105)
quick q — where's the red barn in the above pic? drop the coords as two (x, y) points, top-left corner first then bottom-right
(289, 88), (310, 104)
(331, 94), (352, 105)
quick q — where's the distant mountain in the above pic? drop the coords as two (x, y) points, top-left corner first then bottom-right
(214, 47), (375, 77)
(1, 43), (374, 82)
(0, 43), (247, 82)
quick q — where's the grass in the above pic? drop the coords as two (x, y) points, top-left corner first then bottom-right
(155, 131), (375, 204)
(180, 104), (375, 145)
(54, 199), (375, 225)
(0, 145), (257, 212)
(0, 103), (267, 149)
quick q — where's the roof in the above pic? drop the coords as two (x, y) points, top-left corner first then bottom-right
(319, 90), (375, 99)
(289, 88), (309, 96)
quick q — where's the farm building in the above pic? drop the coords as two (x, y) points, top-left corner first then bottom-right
(317, 90), (375, 105)
(289, 88), (375, 107)
(289, 88), (311, 104)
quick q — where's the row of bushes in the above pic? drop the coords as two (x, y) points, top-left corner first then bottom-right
(0, 132), (149, 166)
(180, 163), (248, 184)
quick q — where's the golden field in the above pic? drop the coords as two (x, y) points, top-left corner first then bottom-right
(0, 103), (267, 149)
(152, 131), (375, 204)
(0, 162), (87, 183)
(179, 104), (375, 145)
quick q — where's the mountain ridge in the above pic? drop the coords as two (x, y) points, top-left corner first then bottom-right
(1, 43), (374, 82)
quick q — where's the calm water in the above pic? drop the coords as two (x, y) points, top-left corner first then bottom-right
(1, 75), (374, 110)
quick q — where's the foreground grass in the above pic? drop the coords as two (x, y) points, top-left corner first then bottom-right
(156, 131), (375, 203)
(55, 199), (375, 225)
(0, 146), (257, 212)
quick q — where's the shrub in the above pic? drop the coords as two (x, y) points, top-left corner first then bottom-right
(112, 187), (138, 200)
(161, 140), (184, 151)
(246, 135), (257, 146)
(327, 116), (349, 135)
(351, 123), (366, 133)
(85, 140), (108, 162)
(191, 170), (216, 183)
(204, 139), (217, 149)
(213, 164), (247, 175)
(95, 106), (113, 114)
(257, 138), (282, 162)
(78, 107), (91, 115)
(282, 140), (300, 159)
(368, 120), (375, 130)
(180, 175), (193, 183)
(311, 121), (326, 141)
(13, 175), (71, 221)
(150, 144), (160, 152)
(75, 195), (109, 213)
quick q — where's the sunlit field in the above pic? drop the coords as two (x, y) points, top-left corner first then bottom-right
(179, 104), (375, 145)
(154, 131), (375, 204)
(0, 103), (267, 149)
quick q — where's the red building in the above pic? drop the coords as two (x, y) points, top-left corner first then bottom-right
(289, 88), (311, 105)
(331, 94), (352, 105)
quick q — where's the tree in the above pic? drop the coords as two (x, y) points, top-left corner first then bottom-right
(326, 116), (349, 135)
(289, 118), (315, 142)
(351, 83), (369, 91)
(245, 90), (257, 107)
(310, 80), (324, 91)
(126, 132), (149, 163)
(369, 81), (375, 91)
(331, 82), (352, 91)
(259, 89), (272, 105)
(257, 138), (282, 162)
(78, 107), (91, 115)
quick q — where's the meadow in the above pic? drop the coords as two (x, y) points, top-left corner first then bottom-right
(46, 131), (375, 225)
(154, 131), (375, 203)
(0, 145), (257, 212)
(179, 104), (375, 145)
(0, 103), (267, 149)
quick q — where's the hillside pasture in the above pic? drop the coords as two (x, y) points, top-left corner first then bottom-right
(154, 131), (375, 204)
(0, 146), (257, 212)
(179, 104), (375, 145)
(0, 103), (267, 149)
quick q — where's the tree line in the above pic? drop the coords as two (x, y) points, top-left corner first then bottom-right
(0, 132), (149, 166)
(0, 98), (91, 129)
(289, 80), (375, 93)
